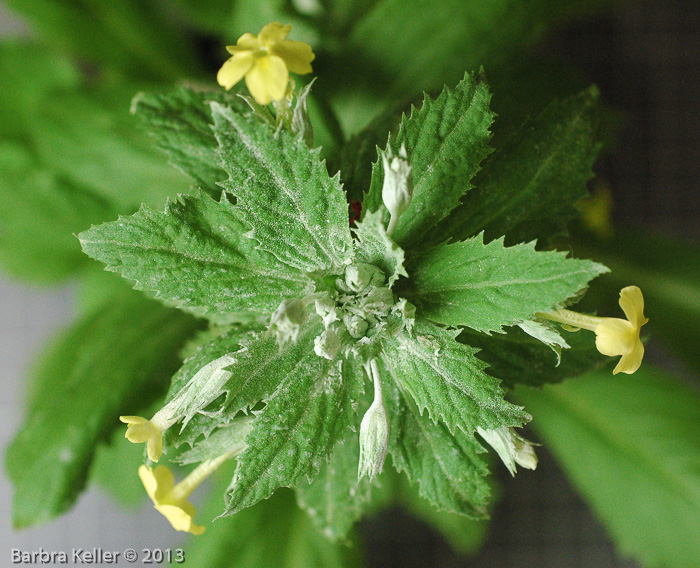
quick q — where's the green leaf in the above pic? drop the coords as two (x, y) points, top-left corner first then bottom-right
(212, 103), (353, 272)
(5, 0), (199, 80)
(433, 87), (601, 248)
(0, 142), (116, 283)
(460, 324), (602, 388)
(384, 370), (491, 517)
(352, 209), (407, 287)
(30, 86), (191, 211)
(329, 98), (409, 204)
(295, 417), (375, 542)
(173, 323), (327, 448)
(0, 41), (80, 141)
(516, 368), (700, 568)
(131, 87), (249, 197)
(382, 319), (529, 436)
(398, 473), (490, 556)
(295, 356), (392, 542)
(184, 478), (362, 568)
(224, 320), (362, 515)
(363, 73), (494, 249)
(344, 0), (613, 99)
(401, 235), (607, 333)
(4, 294), (197, 528)
(79, 192), (308, 319)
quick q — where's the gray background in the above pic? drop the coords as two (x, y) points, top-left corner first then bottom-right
(1, 1), (698, 566)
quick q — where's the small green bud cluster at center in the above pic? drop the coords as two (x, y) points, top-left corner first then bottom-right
(312, 262), (409, 359)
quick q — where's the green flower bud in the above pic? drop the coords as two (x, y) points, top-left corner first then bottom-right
(344, 313), (369, 338)
(345, 263), (385, 292)
(268, 298), (308, 346)
(313, 329), (341, 360)
(358, 360), (389, 481)
(476, 426), (538, 476)
(381, 144), (413, 235)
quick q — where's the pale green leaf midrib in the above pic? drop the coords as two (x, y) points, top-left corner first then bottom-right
(232, 356), (334, 505)
(81, 237), (301, 282)
(410, 84), (486, 190)
(232, 122), (341, 268)
(420, 267), (594, 294)
(397, 335), (500, 423)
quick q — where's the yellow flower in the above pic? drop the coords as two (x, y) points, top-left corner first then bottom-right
(217, 22), (315, 105)
(120, 415), (173, 462)
(538, 286), (648, 375)
(139, 465), (205, 535)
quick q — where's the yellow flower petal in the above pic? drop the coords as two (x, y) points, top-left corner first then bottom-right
(595, 318), (636, 357)
(217, 52), (255, 90)
(233, 33), (259, 51)
(120, 415), (164, 462)
(155, 504), (205, 535)
(271, 39), (315, 74)
(258, 22), (291, 46)
(138, 465), (175, 502)
(618, 285), (647, 329)
(613, 340), (645, 375)
(245, 55), (289, 105)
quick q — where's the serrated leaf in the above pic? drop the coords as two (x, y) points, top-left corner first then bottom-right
(184, 477), (362, 568)
(401, 234), (608, 333)
(382, 319), (528, 436)
(4, 294), (197, 528)
(224, 321), (362, 515)
(363, 73), (494, 248)
(383, 369), (491, 517)
(174, 322), (331, 447)
(433, 87), (601, 247)
(79, 192), (308, 319)
(398, 472), (490, 556)
(352, 209), (407, 287)
(516, 368), (700, 568)
(131, 87), (249, 197)
(295, 420), (374, 542)
(459, 324), (602, 388)
(211, 102), (353, 272)
(0, 142), (116, 282)
(177, 418), (253, 465)
(295, 355), (388, 542)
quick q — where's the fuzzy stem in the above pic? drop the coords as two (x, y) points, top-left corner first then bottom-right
(536, 309), (604, 332)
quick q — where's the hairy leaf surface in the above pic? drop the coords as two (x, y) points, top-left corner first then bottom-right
(212, 103), (352, 272)
(383, 320), (528, 435)
(79, 192), (308, 319)
(433, 87), (601, 247)
(402, 235), (607, 333)
(364, 73), (494, 249)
